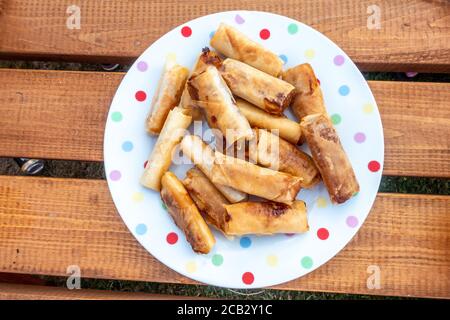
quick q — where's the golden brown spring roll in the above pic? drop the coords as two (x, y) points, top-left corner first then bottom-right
(223, 201), (308, 235)
(140, 107), (192, 191)
(282, 63), (326, 120)
(180, 135), (247, 203)
(236, 98), (302, 145)
(187, 66), (253, 144)
(220, 58), (296, 115)
(161, 172), (215, 254)
(301, 113), (359, 204)
(211, 152), (302, 205)
(210, 23), (283, 77)
(249, 129), (320, 188)
(146, 56), (189, 134)
(183, 167), (230, 232)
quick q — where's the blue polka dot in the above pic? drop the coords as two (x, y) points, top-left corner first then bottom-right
(240, 237), (252, 248)
(338, 85), (350, 96)
(279, 54), (288, 64)
(209, 31), (215, 39)
(122, 141), (133, 152)
(135, 224), (147, 235)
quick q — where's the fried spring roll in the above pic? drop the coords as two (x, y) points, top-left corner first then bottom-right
(301, 113), (359, 204)
(249, 129), (320, 188)
(161, 172), (215, 254)
(180, 135), (247, 203)
(210, 23), (283, 77)
(223, 201), (308, 235)
(220, 58), (296, 115)
(187, 66), (253, 144)
(211, 152), (302, 205)
(140, 107), (192, 191)
(146, 55), (189, 134)
(282, 63), (326, 120)
(183, 167), (230, 232)
(236, 98), (302, 145)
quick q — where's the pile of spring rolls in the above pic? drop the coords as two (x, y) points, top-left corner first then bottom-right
(140, 23), (360, 254)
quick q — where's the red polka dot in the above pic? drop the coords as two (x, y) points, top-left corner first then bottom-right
(143, 160), (148, 168)
(242, 272), (254, 285)
(368, 160), (380, 172)
(259, 29), (270, 40)
(181, 26), (192, 37)
(317, 78), (321, 85)
(135, 91), (146, 102)
(317, 228), (329, 240)
(166, 232), (178, 245)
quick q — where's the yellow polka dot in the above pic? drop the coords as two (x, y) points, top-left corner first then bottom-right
(363, 103), (374, 114)
(166, 52), (177, 62)
(317, 197), (327, 208)
(132, 192), (144, 202)
(266, 254), (278, 267)
(186, 261), (197, 273)
(304, 49), (315, 59)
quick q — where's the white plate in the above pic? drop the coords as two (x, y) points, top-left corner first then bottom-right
(104, 11), (384, 289)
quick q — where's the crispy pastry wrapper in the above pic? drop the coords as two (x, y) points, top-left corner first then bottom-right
(223, 201), (309, 235)
(220, 58), (296, 115)
(146, 55), (189, 134)
(211, 152), (302, 205)
(140, 107), (192, 191)
(282, 63), (326, 121)
(236, 98), (303, 145)
(301, 113), (359, 204)
(180, 135), (248, 203)
(161, 172), (215, 254)
(210, 23), (283, 77)
(187, 66), (253, 145)
(249, 129), (320, 188)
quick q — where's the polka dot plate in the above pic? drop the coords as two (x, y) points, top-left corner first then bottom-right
(104, 11), (384, 288)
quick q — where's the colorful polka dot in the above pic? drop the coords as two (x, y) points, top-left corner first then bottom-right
(212, 254), (224, 266)
(317, 197), (327, 208)
(346, 216), (359, 228)
(339, 85), (350, 96)
(111, 111), (122, 122)
(161, 201), (167, 210)
(317, 78), (321, 85)
(363, 103), (374, 114)
(186, 261), (197, 273)
(353, 191), (359, 197)
(304, 49), (315, 59)
(122, 141), (133, 152)
(317, 228), (329, 240)
(287, 23), (298, 34)
(331, 114), (341, 125)
(301, 256), (313, 269)
(242, 272), (254, 285)
(166, 232), (178, 245)
(368, 160), (381, 172)
(181, 26), (192, 37)
(234, 14), (245, 24)
(137, 61), (148, 72)
(239, 237), (252, 248)
(285, 233), (295, 237)
(143, 160), (148, 168)
(334, 55), (345, 66)
(209, 31), (215, 39)
(135, 224), (147, 235)
(135, 91), (147, 102)
(354, 132), (366, 143)
(132, 192), (144, 202)
(259, 29), (270, 40)
(109, 170), (121, 181)
(266, 254), (278, 267)
(279, 54), (288, 64)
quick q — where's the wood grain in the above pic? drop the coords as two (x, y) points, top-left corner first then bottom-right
(0, 176), (448, 298)
(0, 69), (449, 177)
(0, 0), (449, 72)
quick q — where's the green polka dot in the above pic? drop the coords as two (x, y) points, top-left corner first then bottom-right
(331, 114), (341, 125)
(353, 191), (359, 197)
(288, 23), (298, 34)
(111, 111), (122, 122)
(212, 254), (223, 266)
(161, 202), (167, 210)
(301, 256), (313, 269)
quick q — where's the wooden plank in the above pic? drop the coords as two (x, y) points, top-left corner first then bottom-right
(0, 176), (448, 298)
(0, 0), (449, 72)
(0, 69), (449, 177)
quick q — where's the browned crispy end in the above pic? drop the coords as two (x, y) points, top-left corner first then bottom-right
(263, 87), (297, 115)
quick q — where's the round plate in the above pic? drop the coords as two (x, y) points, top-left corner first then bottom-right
(104, 11), (384, 289)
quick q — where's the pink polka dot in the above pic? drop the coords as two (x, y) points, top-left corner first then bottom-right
(317, 228), (329, 240)
(334, 55), (345, 66)
(317, 78), (321, 85)
(242, 272), (254, 285)
(166, 232), (178, 245)
(143, 160), (148, 168)
(235, 14), (245, 24)
(135, 91), (147, 102)
(368, 160), (381, 172)
(259, 29), (270, 40)
(346, 216), (359, 228)
(181, 26), (192, 37)
(354, 132), (366, 143)
(137, 61), (148, 72)
(109, 170), (121, 181)
(285, 233), (295, 237)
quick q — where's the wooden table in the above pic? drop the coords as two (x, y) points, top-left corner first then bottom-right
(0, 0), (449, 299)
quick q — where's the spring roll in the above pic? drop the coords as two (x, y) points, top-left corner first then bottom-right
(220, 58), (296, 115)
(146, 55), (189, 134)
(161, 172), (215, 254)
(187, 66), (253, 144)
(140, 107), (192, 191)
(249, 129), (320, 188)
(236, 98), (302, 145)
(210, 23), (283, 77)
(282, 63), (326, 120)
(183, 167), (230, 232)
(223, 201), (309, 235)
(211, 152), (302, 205)
(180, 135), (247, 203)
(301, 113), (359, 204)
